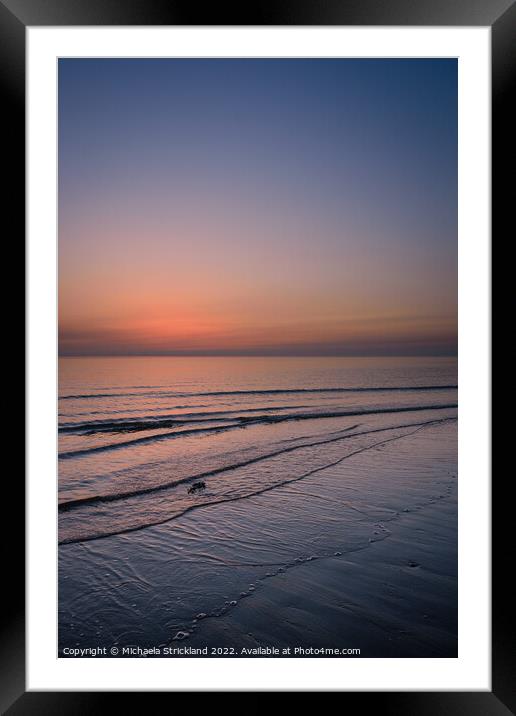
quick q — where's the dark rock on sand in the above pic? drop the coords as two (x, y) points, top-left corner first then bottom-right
(187, 481), (206, 494)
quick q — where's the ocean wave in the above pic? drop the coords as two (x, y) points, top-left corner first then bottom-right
(59, 384), (458, 401)
(58, 415), (455, 514)
(59, 404), (307, 434)
(58, 403), (457, 460)
(58, 417), (456, 544)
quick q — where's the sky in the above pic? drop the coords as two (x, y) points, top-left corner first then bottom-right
(58, 58), (457, 356)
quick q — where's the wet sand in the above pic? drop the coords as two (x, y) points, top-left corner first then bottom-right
(185, 480), (457, 657)
(59, 420), (457, 657)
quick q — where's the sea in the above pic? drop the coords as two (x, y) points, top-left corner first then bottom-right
(58, 355), (457, 655)
(58, 355), (457, 544)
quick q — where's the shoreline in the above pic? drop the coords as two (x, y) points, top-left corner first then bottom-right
(59, 420), (457, 658)
(182, 476), (457, 657)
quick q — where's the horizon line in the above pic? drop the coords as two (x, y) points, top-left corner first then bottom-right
(59, 352), (458, 358)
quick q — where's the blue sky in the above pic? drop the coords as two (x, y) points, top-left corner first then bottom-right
(59, 59), (457, 356)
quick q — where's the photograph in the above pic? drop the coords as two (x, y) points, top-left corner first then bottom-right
(0, 0), (503, 702)
(57, 57), (458, 659)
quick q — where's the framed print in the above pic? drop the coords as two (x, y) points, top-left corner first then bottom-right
(2, 0), (511, 709)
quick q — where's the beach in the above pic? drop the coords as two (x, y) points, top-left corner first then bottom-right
(58, 357), (457, 658)
(55, 57), (460, 673)
(181, 446), (457, 658)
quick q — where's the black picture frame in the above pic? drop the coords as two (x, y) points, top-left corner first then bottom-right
(3, 0), (509, 710)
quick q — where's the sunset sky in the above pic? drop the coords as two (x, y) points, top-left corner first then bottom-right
(58, 59), (457, 356)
